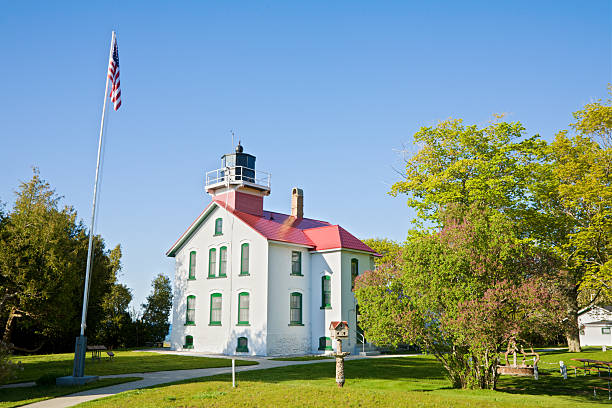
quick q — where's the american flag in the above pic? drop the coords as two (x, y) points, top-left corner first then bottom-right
(107, 36), (121, 111)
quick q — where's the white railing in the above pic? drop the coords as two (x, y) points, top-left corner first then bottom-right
(205, 166), (271, 190)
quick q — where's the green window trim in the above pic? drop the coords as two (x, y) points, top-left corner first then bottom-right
(318, 336), (332, 351)
(290, 292), (302, 325)
(219, 246), (228, 277)
(210, 293), (222, 325)
(321, 275), (331, 308)
(186, 295), (196, 325)
(603, 327), (611, 334)
(351, 258), (359, 290)
(188, 251), (196, 280)
(208, 248), (217, 277)
(291, 251), (302, 276)
(240, 243), (250, 275)
(214, 218), (223, 235)
(184, 335), (194, 349)
(236, 337), (249, 352)
(238, 292), (250, 325)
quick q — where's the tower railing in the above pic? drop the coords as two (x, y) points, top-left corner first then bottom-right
(205, 166), (271, 190)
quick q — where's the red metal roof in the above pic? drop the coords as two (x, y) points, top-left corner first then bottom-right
(167, 199), (379, 256)
(214, 198), (378, 254)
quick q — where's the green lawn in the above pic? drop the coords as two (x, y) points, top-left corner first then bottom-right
(76, 349), (612, 407)
(7, 351), (257, 384)
(0, 377), (142, 408)
(269, 355), (334, 361)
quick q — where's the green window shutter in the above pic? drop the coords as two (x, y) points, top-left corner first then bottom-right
(236, 337), (249, 352)
(238, 292), (249, 324)
(290, 292), (302, 324)
(186, 295), (196, 325)
(291, 251), (302, 275)
(240, 243), (249, 275)
(321, 276), (331, 308)
(215, 218), (223, 235)
(351, 258), (359, 290)
(184, 335), (194, 349)
(188, 251), (196, 280)
(208, 248), (216, 277)
(210, 293), (222, 325)
(318, 336), (332, 351)
(219, 246), (227, 277)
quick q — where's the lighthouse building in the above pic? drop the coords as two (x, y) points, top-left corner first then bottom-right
(166, 144), (378, 356)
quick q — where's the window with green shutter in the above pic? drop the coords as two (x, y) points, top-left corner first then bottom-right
(210, 293), (222, 325)
(351, 258), (359, 290)
(318, 336), (332, 351)
(188, 251), (196, 280)
(184, 335), (194, 349)
(238, 292), (249, 325)
(291, 251), (302, 276)
(240, 243), (249, 275)
(219, 246), (228, 277)
(236, 337), (249, 352)
(208, 248), (217, 277)
(321, 276), (331, 309)
(289, 292), (302, 325)
(214, 218), (223, 235)
(185, 295), (196, 325)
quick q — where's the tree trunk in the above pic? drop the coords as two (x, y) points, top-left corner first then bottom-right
(565, 286), (581, 352)
(2, 307), (20, 344)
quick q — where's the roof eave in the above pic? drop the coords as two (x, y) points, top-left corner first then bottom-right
(166, 202), (219, 257)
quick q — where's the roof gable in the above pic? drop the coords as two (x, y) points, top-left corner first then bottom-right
(166, 202), (219, 257)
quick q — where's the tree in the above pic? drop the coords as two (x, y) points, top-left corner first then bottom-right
(0, 169), (120, 352)
(94, 283), (133, 348)
(141, 274), (173, 343)
(355, 206), (563, 389)
(362, 238), (403, 267)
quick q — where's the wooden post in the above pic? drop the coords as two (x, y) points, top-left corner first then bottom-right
(336, 339), (345, 388)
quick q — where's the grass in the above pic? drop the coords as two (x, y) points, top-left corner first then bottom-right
(7, 351), (257, 384)
(0, 376), (142, 408)
(269, 355), (334, 361)
(76, 348), (612, 407)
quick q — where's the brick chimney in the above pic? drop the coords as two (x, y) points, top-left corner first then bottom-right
(291, 187), (303, 218)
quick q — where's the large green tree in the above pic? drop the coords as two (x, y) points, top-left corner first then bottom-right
(141, 274), (173, 343)
(0, 169), (121, 352)
(355, 206), (563, 389)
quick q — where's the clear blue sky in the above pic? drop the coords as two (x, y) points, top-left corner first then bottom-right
(1, 1), (610, 308)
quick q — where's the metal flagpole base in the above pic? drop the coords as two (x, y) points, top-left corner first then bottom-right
(57, 336), (98, 386)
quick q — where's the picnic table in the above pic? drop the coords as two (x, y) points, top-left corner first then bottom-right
(570, 359), (612, 399)
(86, 345), (107, 361)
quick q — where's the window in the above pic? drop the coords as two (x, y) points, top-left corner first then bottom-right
(603, 327), (611, 334)
(208, 248), (216, 277)
(184, 335), (193, 349)
(291, 251), (302, 276)
(351, 258), (359, 290)
(240, 243), (250, 275)
(210, 293), (222, 325)
(219, 246), (228, 277)
(186, 295), (196, 325)
(290, 292), (302, 325)
(318, 336), (332, 351)
(214, 218), (223, 235)
(321, 276), (331, 309)
(238, 292), (249, 325)
(236, 337), (249, 352)
(188, 251), (196, 280)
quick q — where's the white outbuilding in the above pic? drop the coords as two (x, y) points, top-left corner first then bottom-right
(578, 306), (612, 347)
(166, 144), (379, 356)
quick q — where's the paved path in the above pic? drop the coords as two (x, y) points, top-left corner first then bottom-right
(20, 352), (414, 408)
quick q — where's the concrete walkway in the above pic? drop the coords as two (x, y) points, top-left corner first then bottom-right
(20, 351), (412, 408)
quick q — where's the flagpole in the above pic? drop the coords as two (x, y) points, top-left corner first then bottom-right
(72, 30), (115, 379)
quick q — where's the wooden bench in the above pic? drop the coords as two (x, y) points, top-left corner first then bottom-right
(86, 345), (107, 361)
(593, 377), (612, 400)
